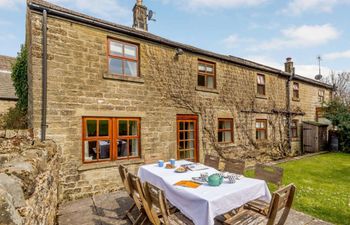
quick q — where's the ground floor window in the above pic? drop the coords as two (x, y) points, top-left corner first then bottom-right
(82, 117), (140, 163)
(256, 119), (267, 140)
(218, 118), (234, 143)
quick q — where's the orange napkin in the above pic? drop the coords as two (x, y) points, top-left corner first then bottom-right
(174, 180), (201, 188)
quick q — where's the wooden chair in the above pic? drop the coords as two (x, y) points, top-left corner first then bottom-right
(221, 184), (296, 225)
(142, 181), (194, 225)
(245, 164), (284, 215)
(144, 152), (164, 164)
(224, 159), (245, 175)
(126, 173), (148, 225)
(118, 165), (136, 221)
(204, 155), (220, 170)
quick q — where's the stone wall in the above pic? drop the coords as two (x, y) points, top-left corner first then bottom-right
(0, 129), (60, 225)
(27, 7), (332, 201)
(0, 100), (16, 115)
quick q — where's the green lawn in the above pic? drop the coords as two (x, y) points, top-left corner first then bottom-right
(246, 153), (350, 225)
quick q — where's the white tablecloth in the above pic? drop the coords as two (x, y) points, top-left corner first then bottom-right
(138, 160), (271, 225)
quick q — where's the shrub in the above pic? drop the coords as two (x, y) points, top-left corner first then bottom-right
(1, 107), (27, 129)
(11, 45), (28, 113)
(324, 99), (350, 152)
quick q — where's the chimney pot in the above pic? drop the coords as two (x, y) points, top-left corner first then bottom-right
(136, 0), (142, 5)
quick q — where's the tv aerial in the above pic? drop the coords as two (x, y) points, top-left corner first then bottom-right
(148, 10), (156, 22)
(314, 55), (323, 80)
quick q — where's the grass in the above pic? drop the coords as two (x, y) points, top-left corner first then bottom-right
(245, 153), (350, 225)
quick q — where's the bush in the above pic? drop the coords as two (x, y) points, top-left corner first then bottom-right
(0, 107), (27, 129)
(324, 99), (350, 152)
(11, 45), (28, 112)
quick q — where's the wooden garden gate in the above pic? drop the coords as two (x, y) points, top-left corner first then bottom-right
(303, 121), (328, 153)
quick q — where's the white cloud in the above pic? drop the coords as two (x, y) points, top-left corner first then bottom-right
(324, 50), (350, 60)
(244, 55), (283, 69)
(185, 0), (267, 8)
(223, 34), (255, 49)
(250, 24), (340, 51)
(0, 0), (23, 10)
(280, 0), (350, 15)
(42, 0), (131, 23)
(295, 64), (333, 79)
(158, 0), (268, 10)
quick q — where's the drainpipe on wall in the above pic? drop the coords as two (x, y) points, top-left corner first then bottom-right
(285, 58), (294, 154)
(41, 9), (48, 141)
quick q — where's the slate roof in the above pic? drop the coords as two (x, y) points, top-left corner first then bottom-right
(0, 55), (17, 100)
(28, 0), (333, 89)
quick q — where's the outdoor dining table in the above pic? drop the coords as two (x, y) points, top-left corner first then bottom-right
(138, 160), (272, 225)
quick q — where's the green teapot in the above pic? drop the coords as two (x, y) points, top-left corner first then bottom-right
(207, 174), (223, 186)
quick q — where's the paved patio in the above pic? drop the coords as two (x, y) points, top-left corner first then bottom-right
(57, 191), (333, 225)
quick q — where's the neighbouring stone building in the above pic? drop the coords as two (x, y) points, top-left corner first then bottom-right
(26, 0), (333, 201)
(0, 55), (17, 115)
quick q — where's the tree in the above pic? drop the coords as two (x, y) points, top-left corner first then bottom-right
(11, 44), (28, 112)
(322, 72), (350, 105)
(324, 99), (350, 152)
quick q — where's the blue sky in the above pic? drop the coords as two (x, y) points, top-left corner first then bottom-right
(1, 0), (350, 79)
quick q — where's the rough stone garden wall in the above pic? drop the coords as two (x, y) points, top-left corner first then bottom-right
(0, 129), (60, 225)
(27, 7), (331, 202)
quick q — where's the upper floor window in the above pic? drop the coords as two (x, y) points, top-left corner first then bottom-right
(291, 120), (298, 138)
(257, 74), (266, 95)
(256, 119), (267, 140)
(318, 90), (325, 102)
(108, 39), (139, 77)
(293, 82), (299, 99)
(218, 119), (234, 143)
(198, 60), (216, 89)
(83, 117), (141, 163)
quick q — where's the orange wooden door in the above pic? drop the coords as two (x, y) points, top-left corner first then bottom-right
(176, 115), (198, 162)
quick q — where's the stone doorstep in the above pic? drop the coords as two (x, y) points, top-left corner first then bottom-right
(57, 191), (333, 225)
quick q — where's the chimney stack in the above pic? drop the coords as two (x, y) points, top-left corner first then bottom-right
(133, 0), (148, 31)
(284, 57), (294, 74)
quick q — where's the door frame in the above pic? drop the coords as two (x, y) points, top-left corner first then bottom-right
(176, 115), (199, 162)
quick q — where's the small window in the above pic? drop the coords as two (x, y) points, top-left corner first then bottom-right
(83, 117), (141, 163)
(218, 119), (233, 143)
(83, 118), (112, 162)
(293, 82), (299, 99)
(291, 120), (298, 138)
(108, 39), (139, 77)
(257, 74), (265, 95)
(256, 119), (267, 140)
(198, 60), (216, 89)
(318, 90), (325, 102)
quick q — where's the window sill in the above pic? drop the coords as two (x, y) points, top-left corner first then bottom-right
(195, 86), (219, 94)
(103, 74), (145, 83)
(78, 158), (144, 172)
(218, 142), (237, 149)
(292, 138), (300, 142)
(292, 97), (300, 102)
(255, 94), (267, 99)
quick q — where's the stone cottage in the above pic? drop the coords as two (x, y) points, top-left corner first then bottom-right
(0, 55), (17, 115)
(26, 0), (333, 201)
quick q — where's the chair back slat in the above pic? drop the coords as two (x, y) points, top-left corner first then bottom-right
(144, 152), (164, 164)
(224, 159), (245, 175)
(118, 165), (131, 195)
(127, 173), (144, 210)
(255, 163), (284, 187)
(143, 182), (171, 225)
(267, 184), (296, 225)
(204, 155), (220, 169)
